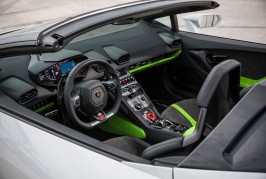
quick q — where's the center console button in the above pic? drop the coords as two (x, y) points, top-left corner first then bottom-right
(140, 96), (146, 101)
(130, 75), (135, 81)
(163, 120), (174, 128)
(146, 111), (156, 121)
(128, 87), (133, 93)
(126, 76), (131, 83)
(134, 103), (142, 110)
(121, 79), (127, 85)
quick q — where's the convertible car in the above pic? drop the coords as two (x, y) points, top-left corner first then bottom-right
(0, 0), (266, 178)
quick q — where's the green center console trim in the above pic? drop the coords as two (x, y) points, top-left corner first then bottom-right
(183, 126), (195, 137)
(171, 103), (197, 137)
(240, 76), (266, 88)
(33, 101), (55, 113)
(98, 112), (146, 139)
(129, 50), (182, 74)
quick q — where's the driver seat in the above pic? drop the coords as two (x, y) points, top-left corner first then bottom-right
(104, 60), (241, 159)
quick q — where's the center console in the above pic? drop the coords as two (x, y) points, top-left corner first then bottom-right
(118, 70), (188, 142)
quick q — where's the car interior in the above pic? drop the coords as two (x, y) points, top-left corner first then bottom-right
(0, 7), (266, 172)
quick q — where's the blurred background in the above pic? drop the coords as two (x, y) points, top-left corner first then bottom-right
(0, 0), (266, 44)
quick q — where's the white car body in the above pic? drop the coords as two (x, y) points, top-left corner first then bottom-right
(0, 0), (266, 178)
(0, 112), (265, 179)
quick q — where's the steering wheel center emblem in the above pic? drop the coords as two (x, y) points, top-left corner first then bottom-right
(95, 91), (101, 98)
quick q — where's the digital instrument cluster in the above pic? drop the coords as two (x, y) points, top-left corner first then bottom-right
(36, 58), (87, 86)
(44, 60), (75, 81)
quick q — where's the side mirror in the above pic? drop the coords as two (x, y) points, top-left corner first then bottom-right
(182, 14), (222, 33)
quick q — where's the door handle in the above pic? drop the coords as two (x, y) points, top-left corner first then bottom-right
(207, 55), (228, 65)
(212, 55), (228, 63)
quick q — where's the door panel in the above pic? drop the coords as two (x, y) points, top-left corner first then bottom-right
(165, 31), (266, 98)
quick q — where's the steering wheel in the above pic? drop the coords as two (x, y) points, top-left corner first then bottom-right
(64, 59), (122, 129)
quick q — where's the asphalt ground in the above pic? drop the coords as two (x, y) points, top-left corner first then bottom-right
(0, 0), (266, 44)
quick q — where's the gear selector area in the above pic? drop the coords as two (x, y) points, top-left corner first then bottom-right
(118, 70), (186, 141)
(146, 111), (156, 121)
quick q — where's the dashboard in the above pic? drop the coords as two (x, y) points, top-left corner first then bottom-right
(0, 20), (182, 108)
(30, 50), (180, 88)
(31, 55), (89, 86)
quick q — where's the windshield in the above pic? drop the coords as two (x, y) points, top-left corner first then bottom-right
(0, 0), (139, 34)
(70, 21), (140, 43)
(1, 0), (265, 44)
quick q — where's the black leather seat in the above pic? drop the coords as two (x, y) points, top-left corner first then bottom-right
(161, 59), (241, 135)
(104, 60), (241, 159)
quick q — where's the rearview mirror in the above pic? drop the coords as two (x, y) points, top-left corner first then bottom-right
(182, 14), (222, 33)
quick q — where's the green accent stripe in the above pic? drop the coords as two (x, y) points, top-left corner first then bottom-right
(183, 126), (195, 137)
(171, 104), (197, 127)
(98, 113), (146, 139)
(240, 76), (266, 88)
(171, 104), (197, 137)
(129, 50), (182, 74)
(33, 102), (55, 113)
